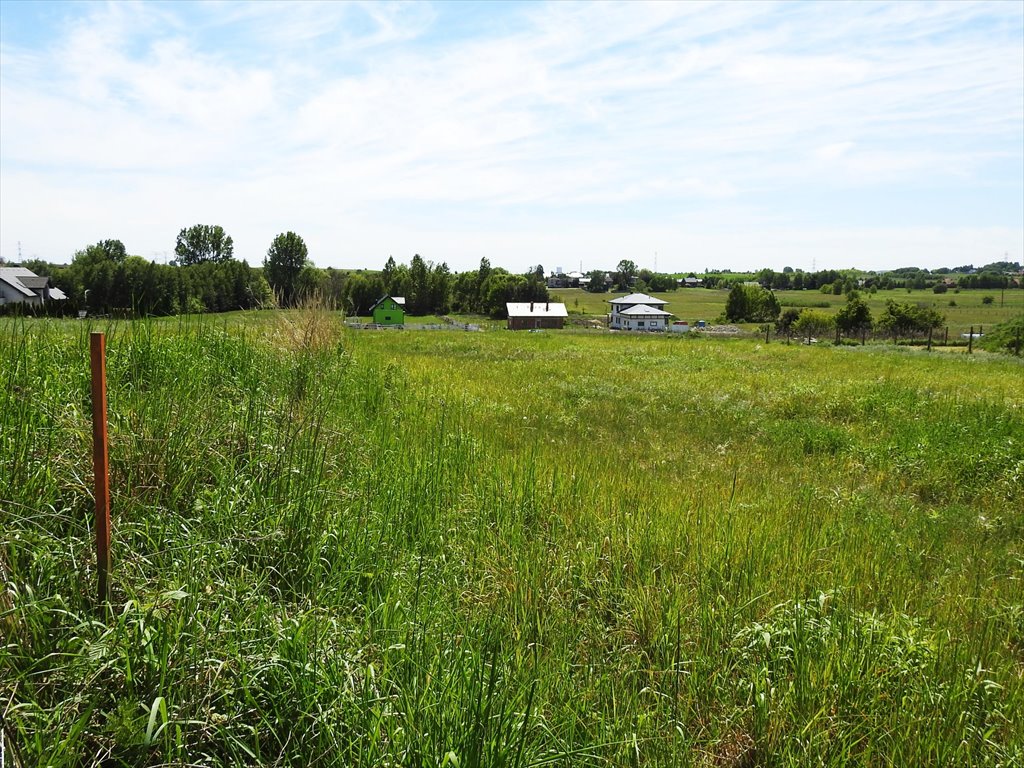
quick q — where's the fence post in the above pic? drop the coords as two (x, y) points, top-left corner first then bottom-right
(968, 326), (973, 354)
(90, 332), (112, 610)
(927, 327), (932, 351)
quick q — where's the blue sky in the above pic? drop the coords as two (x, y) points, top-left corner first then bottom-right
(1, 0), (1021, 274)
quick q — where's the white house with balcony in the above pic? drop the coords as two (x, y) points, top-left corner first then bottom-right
(608, 293), (672, 331)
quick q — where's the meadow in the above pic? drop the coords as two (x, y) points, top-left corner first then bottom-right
(2, 312), (1022, 766)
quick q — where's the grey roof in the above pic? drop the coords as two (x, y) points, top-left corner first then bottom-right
(506, 302), (568, 318)
(0, 268), (40, 298)
(617, 304), (672, 317)
(608, 293), (666, 306)
(18, 275), (49, 289)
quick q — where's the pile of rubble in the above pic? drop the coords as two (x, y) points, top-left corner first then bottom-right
(696, 324), (742, 335)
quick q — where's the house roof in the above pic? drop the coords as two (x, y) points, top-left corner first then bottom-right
(608, 293), (666, 306)
(617, 304), (672, 317)
(0, 268), (44, 298)
(506, 302), (568, 318)
(18, 275), (49, 289)
(369, 295), (406, 311)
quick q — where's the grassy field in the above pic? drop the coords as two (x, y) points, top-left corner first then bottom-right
(550, 287), (1024, 336)
(2, 312), (1022, 766)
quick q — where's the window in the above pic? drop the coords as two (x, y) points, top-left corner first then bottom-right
(638, 321), (645, 327)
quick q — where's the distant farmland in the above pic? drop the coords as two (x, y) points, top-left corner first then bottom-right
(550, 286), (1024, 337)
(3, 313), (1022, 766)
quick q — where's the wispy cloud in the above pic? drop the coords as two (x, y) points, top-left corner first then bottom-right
(1, 0), (1021, 270)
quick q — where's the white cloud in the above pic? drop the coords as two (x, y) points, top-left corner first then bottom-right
(1, 0), (1021, 271)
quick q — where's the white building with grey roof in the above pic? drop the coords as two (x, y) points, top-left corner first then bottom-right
(0, 267), (67, 306)
(608, 293), (672, 331)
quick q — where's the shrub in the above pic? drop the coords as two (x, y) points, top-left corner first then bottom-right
(877, 300), (944, 341)
(793, 309), (834, 342)
(776, 308), (801, 335)
(982, 295), (995, 305)
(980, 315), (1024, 355)
(835, 295), (873, 339)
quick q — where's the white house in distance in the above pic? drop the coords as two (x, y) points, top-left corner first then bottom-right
(0, 267), (67, 306)
(608, 293), (672, 331)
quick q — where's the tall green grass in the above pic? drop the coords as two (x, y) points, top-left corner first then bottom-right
(2, 314), (1022, 766)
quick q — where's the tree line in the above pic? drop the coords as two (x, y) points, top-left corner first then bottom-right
(7, 226), (550, 320)
(725, 283), (948, 344)
(332, 256), (549, 318)
(6, 223), (1015, 322)
(10, 228), (315, 316)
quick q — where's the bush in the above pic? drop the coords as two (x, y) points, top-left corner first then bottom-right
(793, 309), (835, 342)
(877, 300), (944, 341)
(982, 295), (995, 305)
(932, 283), (948, 294)
(980, 315), (1024, 355)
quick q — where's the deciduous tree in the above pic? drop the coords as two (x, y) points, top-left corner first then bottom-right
(725, 284), (780, 323)
(264, 232), (309, 307)
(174, 225), (234, 265)
(614, 260), (637, 291)
(585, 270), (608, 293)
(835, 293), (873, 342)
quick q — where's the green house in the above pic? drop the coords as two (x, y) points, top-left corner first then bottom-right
(370, 295), (406, 326)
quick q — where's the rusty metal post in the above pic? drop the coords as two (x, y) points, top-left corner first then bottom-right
(90, 332), (111, 609)
(968, 326), (973, 354)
